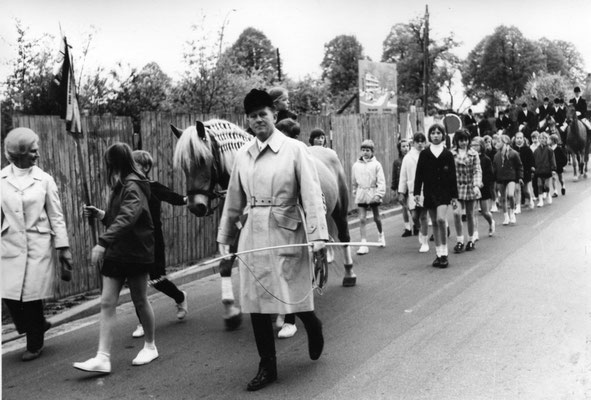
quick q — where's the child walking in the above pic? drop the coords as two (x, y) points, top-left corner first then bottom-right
(130, 150), (188, 338)
(391, 139), (415, 237)
(414, 124), (458, 268)
(352, 139), (386, 255)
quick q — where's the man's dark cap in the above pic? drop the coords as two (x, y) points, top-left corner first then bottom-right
(244, 89), (275, 114)
(521, 102), (528, 108)
(543, 97), (549, 102)
(574, 86), (581, 93)
(554, 98), (560, 104)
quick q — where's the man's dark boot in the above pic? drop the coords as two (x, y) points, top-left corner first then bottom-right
(246, 357), (277, 391)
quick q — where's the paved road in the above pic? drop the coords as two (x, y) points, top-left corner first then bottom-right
(3, 178), (590, 400)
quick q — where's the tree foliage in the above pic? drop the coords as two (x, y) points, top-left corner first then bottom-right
(462, 26), (545, 102)
(225, 27), (277, 81)
(321, 35), (364, 95)
(381, 18), (459, 112)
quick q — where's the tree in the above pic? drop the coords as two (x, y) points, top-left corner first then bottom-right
(462, 25), (545, 102)
(321, 35), (364, 95)
(381, 18), (459, 112)
(283, 76), (331, 115)
(225, 27), (277, 81)
(553, 40), (586, 84)
(2, 20), (60, 116)
(518, 72), (571, 109)
(106, 62), (173, 132)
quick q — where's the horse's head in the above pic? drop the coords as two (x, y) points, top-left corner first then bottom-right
(172, 121), (220, 217)
(172, 119), (252, 217)
(566, 103), (577, 120)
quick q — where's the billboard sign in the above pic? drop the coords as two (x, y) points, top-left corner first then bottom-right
(358, 60), (397, 114)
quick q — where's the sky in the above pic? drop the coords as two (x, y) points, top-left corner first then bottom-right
(1, 0), (591, 85)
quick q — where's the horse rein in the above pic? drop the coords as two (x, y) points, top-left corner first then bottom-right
(186, 132), (228, 216)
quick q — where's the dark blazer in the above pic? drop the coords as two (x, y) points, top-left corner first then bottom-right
(496, 115), (511, 131)
(414, 147), (458, 208)
(517, 109), (538, 129)
(100, 173), (154, 264)
(277, 109), (298, 123)
(553, 146), (568, 174)
(512, 144), (535, 183)
(149, 181), (186, 265)
(464, 113), (476, 127)
(492, 148), (523, 182)
(570, 97), (587, 119)
(554, 106), (567, 125)
(537, 104), (555, 121)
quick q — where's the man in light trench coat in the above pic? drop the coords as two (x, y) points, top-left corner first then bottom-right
(217, 89), (329, 392)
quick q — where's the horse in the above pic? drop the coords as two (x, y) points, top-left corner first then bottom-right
(171, 119), (356, 330)
(565, 105), (591, 180)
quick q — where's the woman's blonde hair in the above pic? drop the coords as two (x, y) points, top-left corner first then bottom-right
(4, 127), (39, 164)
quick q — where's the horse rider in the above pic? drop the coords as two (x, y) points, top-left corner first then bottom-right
(569, 86), (591, 130)
(536, 97), (555, 130)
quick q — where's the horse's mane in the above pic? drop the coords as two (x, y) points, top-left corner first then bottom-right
(173, 119), (252, 177)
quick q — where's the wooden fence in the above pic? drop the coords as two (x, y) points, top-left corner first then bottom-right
(9, 111), (424, 299)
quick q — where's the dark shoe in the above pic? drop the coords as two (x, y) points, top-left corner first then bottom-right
(453, 242), (464, 253)
(429, 234), (434, 242)
(552, 193), (558, 198)
(401, 229), (412, 237)
(438, 255), (449, 268)
(306, 319), (324, 361)
(465, 241), (475, 251)
(22, 348), (43, 361)
(561, 188), (566, 195)
(44, 320), (52, 332)
(447, 226), (451, 237)
(247, 358), (277, 391)
(412, 226), (419, 235)
(432, 257), (442, 267)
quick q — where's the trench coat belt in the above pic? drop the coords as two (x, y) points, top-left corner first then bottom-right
(249, 196), (298, 207)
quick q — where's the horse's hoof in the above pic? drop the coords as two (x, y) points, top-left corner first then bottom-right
(342, 276), (357, 287)
(224, 313), (242, 331)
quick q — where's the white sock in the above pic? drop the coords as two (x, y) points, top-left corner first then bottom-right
(221, 277), (235, 302)
(441, 245), (448, 256)
(97, 351), (110, 360)
(144, 341), (156, 350)
(435, 246), (442, 257)
(457, 235), (464, 243)
(404, 222), (411, 230)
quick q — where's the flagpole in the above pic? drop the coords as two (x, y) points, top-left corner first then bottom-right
(61, 37), (97, 246)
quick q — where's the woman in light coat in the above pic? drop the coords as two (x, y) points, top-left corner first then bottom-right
(398, 132), (429, 252)
(217, 89), (328, 392)
(1, 127), (72, 361)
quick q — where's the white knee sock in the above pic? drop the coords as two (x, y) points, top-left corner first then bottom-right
(221, 277), (234, 302)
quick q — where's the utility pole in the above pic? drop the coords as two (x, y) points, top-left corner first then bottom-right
(277, 48), (282, 82)
(423, 5), (429, 112)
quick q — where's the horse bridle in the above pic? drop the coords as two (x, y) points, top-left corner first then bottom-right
(186, 133), (228, 216)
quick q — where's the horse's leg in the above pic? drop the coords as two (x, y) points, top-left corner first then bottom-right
(220, 247), (241, 331)
(332, 210), (356, 287)
(573, 153), (580, 181)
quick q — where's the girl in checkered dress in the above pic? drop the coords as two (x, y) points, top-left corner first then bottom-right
(451, 129), (482, 253)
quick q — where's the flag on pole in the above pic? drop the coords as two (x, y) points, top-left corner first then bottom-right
(54, 36), (83, 135)
(406, 112), (413, 140)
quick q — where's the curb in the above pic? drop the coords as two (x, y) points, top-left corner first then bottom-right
(2, 206), (402, 344)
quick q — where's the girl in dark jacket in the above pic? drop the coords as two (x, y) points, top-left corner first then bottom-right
(471, 137), (495, 237)
(414, 124), (458, 268)
(129, 150), (187, 339)
(74, 142), (158, 374)
(549, 134), (567, 197)
(492, 135), (523, 225)
(533, 132), (557, 207)
(512, 131), (536, 211)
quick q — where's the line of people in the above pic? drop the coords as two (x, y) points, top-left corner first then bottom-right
(391, 122), (566, 268)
